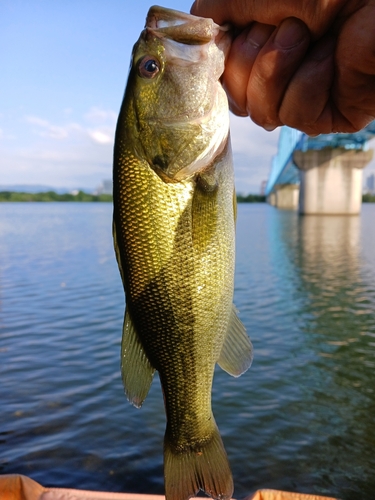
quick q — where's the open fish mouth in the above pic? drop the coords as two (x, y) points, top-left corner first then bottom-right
(145, 5), (231, 55)
(135, 6), (232, 181)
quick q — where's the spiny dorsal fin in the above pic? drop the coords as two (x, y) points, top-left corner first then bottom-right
(218, 305), (253, 377)
(121, 307), (155, 408)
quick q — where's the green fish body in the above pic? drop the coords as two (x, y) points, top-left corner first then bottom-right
(113, 6), (253, 500)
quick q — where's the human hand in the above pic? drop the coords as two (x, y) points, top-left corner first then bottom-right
(191, 0), (375, 135)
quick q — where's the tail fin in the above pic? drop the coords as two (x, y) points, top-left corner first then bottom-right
(164, 424), (233, 500)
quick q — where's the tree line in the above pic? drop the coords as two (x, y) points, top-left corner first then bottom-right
(1, 190), (374, 203)
(0, 190), (113, 202)
(0, 190), (266, 203)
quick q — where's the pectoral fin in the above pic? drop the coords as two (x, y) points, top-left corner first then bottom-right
(121, 307), (155, 408)
(218, 305), (253, 377)
(113, 220), (125, 282)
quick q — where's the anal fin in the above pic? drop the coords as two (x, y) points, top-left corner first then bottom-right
(121, 307), (155, 408)
(218, 304), (253, 377)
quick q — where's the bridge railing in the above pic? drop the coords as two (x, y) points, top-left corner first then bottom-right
(265, 127), (302, 196)
(265, 122), (375, 196)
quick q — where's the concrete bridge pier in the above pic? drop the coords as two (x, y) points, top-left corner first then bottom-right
(273, 183), (299, 210)
(294, 148), (373, 215)
(267, 192), (276, 206)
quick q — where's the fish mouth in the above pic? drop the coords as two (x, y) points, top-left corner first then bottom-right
(145, 5), (230, 55)
(141, 6), (231, 182)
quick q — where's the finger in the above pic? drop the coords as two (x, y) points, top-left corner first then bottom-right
(191, 0), (247, 25)
(222, 23), (275, 116)
(246, 17), (310, 131)
(278, 35), (336, 135)
(332, 4), (375, 131)
(191, 0), (337, 36)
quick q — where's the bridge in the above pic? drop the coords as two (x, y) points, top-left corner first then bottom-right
(265, 122), (375, 214)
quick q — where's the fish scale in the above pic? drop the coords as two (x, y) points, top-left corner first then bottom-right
(113, 6), (253, 500)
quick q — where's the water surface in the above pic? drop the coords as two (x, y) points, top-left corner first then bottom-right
(1, 203), (374, 499)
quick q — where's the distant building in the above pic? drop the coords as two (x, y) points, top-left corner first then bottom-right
(260, 180), (267, 196)
(96, 179), (112, 195)
(366, 173), (375, 194)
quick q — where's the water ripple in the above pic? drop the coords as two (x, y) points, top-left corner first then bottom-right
(1, 203), (375, 499)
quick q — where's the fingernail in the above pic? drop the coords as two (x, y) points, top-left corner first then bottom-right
(274, 17), (307, 49)
(246, 22), (275, 49)
(190, 1), (197, 14)
(311, 36), (336, 61)
(263, 124), (277, 132)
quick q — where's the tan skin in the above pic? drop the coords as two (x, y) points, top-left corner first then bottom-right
(191, 0), (375, 135)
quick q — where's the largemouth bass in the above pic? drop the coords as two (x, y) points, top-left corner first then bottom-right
(112, 6), (253, 500)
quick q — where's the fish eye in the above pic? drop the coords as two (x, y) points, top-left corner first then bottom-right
(138, 56), (160, 79)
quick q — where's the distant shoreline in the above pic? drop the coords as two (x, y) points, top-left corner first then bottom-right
(0, 190), (267, 203)
(0, 190), (112, 203)
(1, 190), (374, 203)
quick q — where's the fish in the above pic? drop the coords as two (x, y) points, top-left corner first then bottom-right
(112, 6), (253, 500)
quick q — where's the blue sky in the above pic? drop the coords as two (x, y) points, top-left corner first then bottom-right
(1, 1), (374, 194)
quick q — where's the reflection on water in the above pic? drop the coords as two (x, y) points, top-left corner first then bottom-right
(296, 215), (375, 497)
(298, 215), (360, 275)
(231, 206), (375, 499)
(0, 203), (374, 500)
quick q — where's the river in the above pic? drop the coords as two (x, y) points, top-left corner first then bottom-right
(1, 203), (374, 499)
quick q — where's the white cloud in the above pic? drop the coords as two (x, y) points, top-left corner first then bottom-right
(1, 107), (280, 192)
(25, 115), (82, 140)
(88, 129), (113, 144)
(85, 107), (117, 123)
(84, 107), (117, 145)
(0, 108), (117, 188)
(24, 109), (117, 147)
